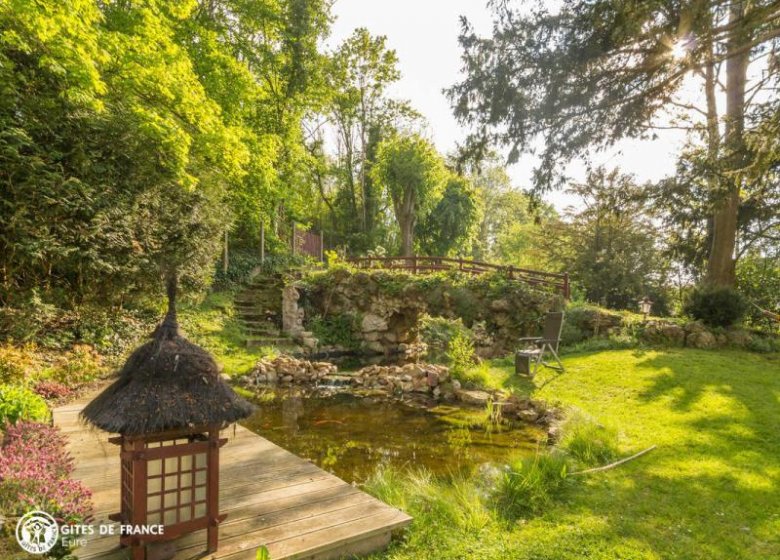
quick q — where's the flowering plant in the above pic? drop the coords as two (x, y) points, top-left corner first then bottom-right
(0, 422), (92, 523)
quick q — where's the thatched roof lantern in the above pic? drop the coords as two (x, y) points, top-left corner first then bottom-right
(81, 275), (254, 559)
(81, 276), (254, 435)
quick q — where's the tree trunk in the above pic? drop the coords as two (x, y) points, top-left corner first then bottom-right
(706, 1), (749, 287)
(400, 217), (414, 257)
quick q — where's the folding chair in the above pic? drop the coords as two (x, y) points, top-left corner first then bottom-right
(515, 311), (565, 376)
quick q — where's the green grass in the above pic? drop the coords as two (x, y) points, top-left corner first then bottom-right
(178, 291), (266, 377)
(367, 348), (780, 559)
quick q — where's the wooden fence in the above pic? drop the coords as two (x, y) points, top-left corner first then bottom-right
(347, 256), (570, 299)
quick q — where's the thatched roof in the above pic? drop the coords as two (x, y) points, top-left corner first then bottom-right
(81, 276), (254, 436)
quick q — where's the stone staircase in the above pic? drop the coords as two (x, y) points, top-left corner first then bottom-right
(234, 272), (295, 349)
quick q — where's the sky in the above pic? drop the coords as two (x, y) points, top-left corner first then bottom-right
(326, 0), (691, 211)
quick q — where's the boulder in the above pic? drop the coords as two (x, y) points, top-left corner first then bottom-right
(361, 313), (388, 333)
(686, 329), (716, 349)
(455, 389), (492, 406)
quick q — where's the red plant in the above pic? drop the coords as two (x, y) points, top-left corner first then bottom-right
(33, 380), (74, 401)
(0, 422), (92, 522)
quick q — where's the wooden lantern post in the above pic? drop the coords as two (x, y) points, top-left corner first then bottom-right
(108, 427), (227, 559)
(81, 275), (254, 559)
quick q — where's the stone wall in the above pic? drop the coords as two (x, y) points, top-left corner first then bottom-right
(297, 268), (563, 356)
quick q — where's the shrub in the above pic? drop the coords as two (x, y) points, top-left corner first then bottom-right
(308, 314), (359, 349)
(419, 315), (471, 361)
(33, 380), (74, 401)
(51, 344), (104, 386)
(447, 331), (478, 381)
(559, 412), (619, 467)
(684, 286), (748, 328)
(494, 452), (569, 518)
(0, 343), (40, 384)
(0, 422), (92, 525)
(0, 385), (49, 425)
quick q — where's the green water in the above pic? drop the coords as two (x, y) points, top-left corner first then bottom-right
(242, 389), (544, 483)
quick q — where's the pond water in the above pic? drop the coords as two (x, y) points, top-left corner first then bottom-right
(242, 389), (545, 483)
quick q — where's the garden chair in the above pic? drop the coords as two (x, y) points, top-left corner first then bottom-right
(515, 312), (565, 376)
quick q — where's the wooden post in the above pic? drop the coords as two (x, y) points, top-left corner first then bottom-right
(131, 439), (146, 560)
(291, 223), (296, 255)
(206, 428), (219, 552)
(260, 220), (265, 264)
(412, 255), (417, 275)
(563, 273), (570, 300)
(223, 231), (228, 275)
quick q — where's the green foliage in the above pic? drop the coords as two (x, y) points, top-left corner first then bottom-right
(50, 345), (104, 386)
(559, 412), (619, 467)
(684, 286), (748, 328)
(0, 385), (49, 425)
(0, 344), (40, 385)
(0, 0), (333, 309)
(255, 546), (270, 560)
(538, 168), (670, 311)
(417, 174), (481, 256)
(309, 313), (360, 349)
(419, 316), (471, 361)
(213, 249), (264, 290)
(447, 331), (477, 381)
(737, 252), (780, 328)
(494, 452), (570, 518)
(371, 133), (445, 255)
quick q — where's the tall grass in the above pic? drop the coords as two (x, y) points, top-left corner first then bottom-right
(494, 451), (570, 518)
(559, 411), (619, 467)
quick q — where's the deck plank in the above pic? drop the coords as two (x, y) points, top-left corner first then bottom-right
(53, 398), (411, 560)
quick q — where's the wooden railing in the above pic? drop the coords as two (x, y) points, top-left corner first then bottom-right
(347, 256), (570, 299)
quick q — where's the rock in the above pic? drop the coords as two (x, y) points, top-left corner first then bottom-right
(281, 375), (294, 384)
(640, 321), (685, 346)
(490, 299), (512, 312)
(365, 341), (385, 354)
(361, 313), (388, 333)
(427, 371), (440, 387)
(686, 329), (716, 349)
(517, 409), (539, 422)
(452, 379), (461, 391)
(455, 389), (492, 406)
(726, 329), (752, 347)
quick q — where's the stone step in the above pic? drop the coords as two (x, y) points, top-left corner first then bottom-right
(246, 336), (296, 349)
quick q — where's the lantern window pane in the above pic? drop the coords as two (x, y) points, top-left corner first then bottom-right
(165, 457), (178, 472)
(194, 486), (206, 502)
(148, 512), (161, 525)
(195, 453), (206, 469)
(181, 454), (193, 470)
(194, 503), (206, 518)
(164, 491), (178, 508)
(148, 459), (162, 476)
(180, 472), (192, 487)
(179, 506), (191, 522)
(148, 494), (161, 511)
(164, 509), (177, 525)
(148, 477), (162, 494)
(180, 489), (192, 505)
(165, 475), (178, 491)
(195, 470), (206, 485)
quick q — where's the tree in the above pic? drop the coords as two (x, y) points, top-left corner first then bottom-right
(542, 168), (669, 311)
(448, 0), (780, 287)
(371, 134), (445, 256)
(417, 174), (481, 256)
(308, 28), (419, 252)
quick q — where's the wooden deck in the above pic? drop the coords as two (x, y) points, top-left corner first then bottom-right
(53, 399), (411, 560)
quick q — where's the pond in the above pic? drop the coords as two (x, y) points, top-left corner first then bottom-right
(242, 389), (545, 483)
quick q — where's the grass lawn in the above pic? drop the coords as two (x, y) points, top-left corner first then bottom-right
(370, 348), (780, 560)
